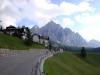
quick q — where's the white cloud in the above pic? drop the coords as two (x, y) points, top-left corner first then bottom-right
(33, 0), (94, 27)
(0, 0), (22, 28)
(60, 1), (93, 15)
(79, 27), (100, 41)
(81, 0), (93, 2)
(0, 15), (17, 28)
(75, 12), (100, 41)
(0, 0), (94, 28)
(62, 18), (75, 28)
(75, 13), (100, 27)
(34, 11), (52, 27)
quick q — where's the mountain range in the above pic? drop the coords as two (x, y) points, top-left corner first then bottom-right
(31, 21), (100, 48)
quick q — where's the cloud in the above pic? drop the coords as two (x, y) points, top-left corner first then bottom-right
(74, 12), (100, 41)
(34, 0), (94, 27)
(0, 0), (94, 28)
(62, 18), (75, 28)
(79, 27), (100, 41)
(60, 1), (93, 15)
(75, 13), (100, 27)
(0, 0), (22, 28)
(0, 15), (17, 28)
(81, 0), (93, 2)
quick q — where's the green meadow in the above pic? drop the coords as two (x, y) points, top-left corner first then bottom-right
(44, 52), (100, 75)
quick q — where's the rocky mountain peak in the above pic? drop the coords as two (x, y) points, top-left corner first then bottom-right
(31, 21), (100, 47)
(31, 25), (39, 34)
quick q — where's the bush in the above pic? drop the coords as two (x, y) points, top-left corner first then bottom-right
(24, 39), (33, 46)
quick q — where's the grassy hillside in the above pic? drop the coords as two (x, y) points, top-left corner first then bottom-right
(44, 52), (100, 75)
(0, 33), (44, 50)
(84, 53), (100, 68)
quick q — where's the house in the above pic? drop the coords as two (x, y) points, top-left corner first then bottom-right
(32, 34), (49, 47)
(59, 48), (64, 53)
(20, 26), (29, 40)
(2, 25), (30, 40)
(32, 34), (40, 43)
(40, 35), (49, 47)
(4, 25), (16, 35)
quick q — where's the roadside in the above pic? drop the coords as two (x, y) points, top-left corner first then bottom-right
(0, 48), (48, 75)
(0, 48), (47, 57)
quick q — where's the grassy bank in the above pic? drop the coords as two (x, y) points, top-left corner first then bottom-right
(0, 33), (44, 50)
(84, 53), (100, 68)
(44, 52), (100, 75)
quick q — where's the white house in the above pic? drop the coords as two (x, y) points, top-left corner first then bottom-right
(40, 36), (49, 47)
(32, 34), (40, 43)
(32, 34), (49, 47)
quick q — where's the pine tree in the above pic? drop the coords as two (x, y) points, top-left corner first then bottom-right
(24, 27), (33, 46)
(80, 47), (87, 58)
(49, 41), (52, 51)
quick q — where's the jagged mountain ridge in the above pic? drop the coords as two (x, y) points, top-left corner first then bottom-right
(31, 21), (100, 47)
(31, 25), (40, 34)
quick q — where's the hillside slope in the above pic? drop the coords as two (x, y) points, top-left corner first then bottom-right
(0, 33), (44, 50)
(44, 52), (100, 75)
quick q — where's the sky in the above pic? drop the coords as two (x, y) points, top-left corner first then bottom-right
(0, 0), (100, 41)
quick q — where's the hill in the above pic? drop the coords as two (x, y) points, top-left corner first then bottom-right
(0, 33), (44, 50)
(44, 52), (100, 75)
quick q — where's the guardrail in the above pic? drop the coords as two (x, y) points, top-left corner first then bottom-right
(36, 50), (64, 75)
(36, 51), (53, 75)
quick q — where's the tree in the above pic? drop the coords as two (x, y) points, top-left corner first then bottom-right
(0, 25), (3, 31)
(0, 20), (3, 31)
(24, 27), (33, 46)
(49, 41), (52, 51)
(80, 47), (87, 58)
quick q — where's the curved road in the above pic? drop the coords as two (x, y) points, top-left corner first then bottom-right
(0, 49), (47, 75)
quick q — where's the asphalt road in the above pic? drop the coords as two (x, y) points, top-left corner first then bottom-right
(0, 49), (47, 75)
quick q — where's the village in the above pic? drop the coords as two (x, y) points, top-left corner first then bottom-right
(0, 25), (50, 48)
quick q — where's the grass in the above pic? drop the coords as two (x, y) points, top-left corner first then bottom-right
(84, 53), (100, 68)
(31, 43), (45, 49)
(0, 33), (44, 50)
(44, 52), (100, 75)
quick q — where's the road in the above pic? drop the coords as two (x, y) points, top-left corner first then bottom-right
(0, 49), (47, 75)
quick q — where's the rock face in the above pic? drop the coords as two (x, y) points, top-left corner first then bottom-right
(31, 21), (95, 47)
(31, 25), (39, 34)
(39, 21), (64, 43)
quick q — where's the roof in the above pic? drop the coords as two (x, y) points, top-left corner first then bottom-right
(33, 34), (40, 36)
(32, 34), (40, 38)
(40, 35), (49, 40)
(6, 25), (16, 30)
(32, 34), (49, 40)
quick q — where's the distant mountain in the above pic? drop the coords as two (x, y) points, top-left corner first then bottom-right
(39, 21), (64, 43)
(31, 25), (39, 34)
(88, 40), (100, 48)
(31, 21), (93, 47)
